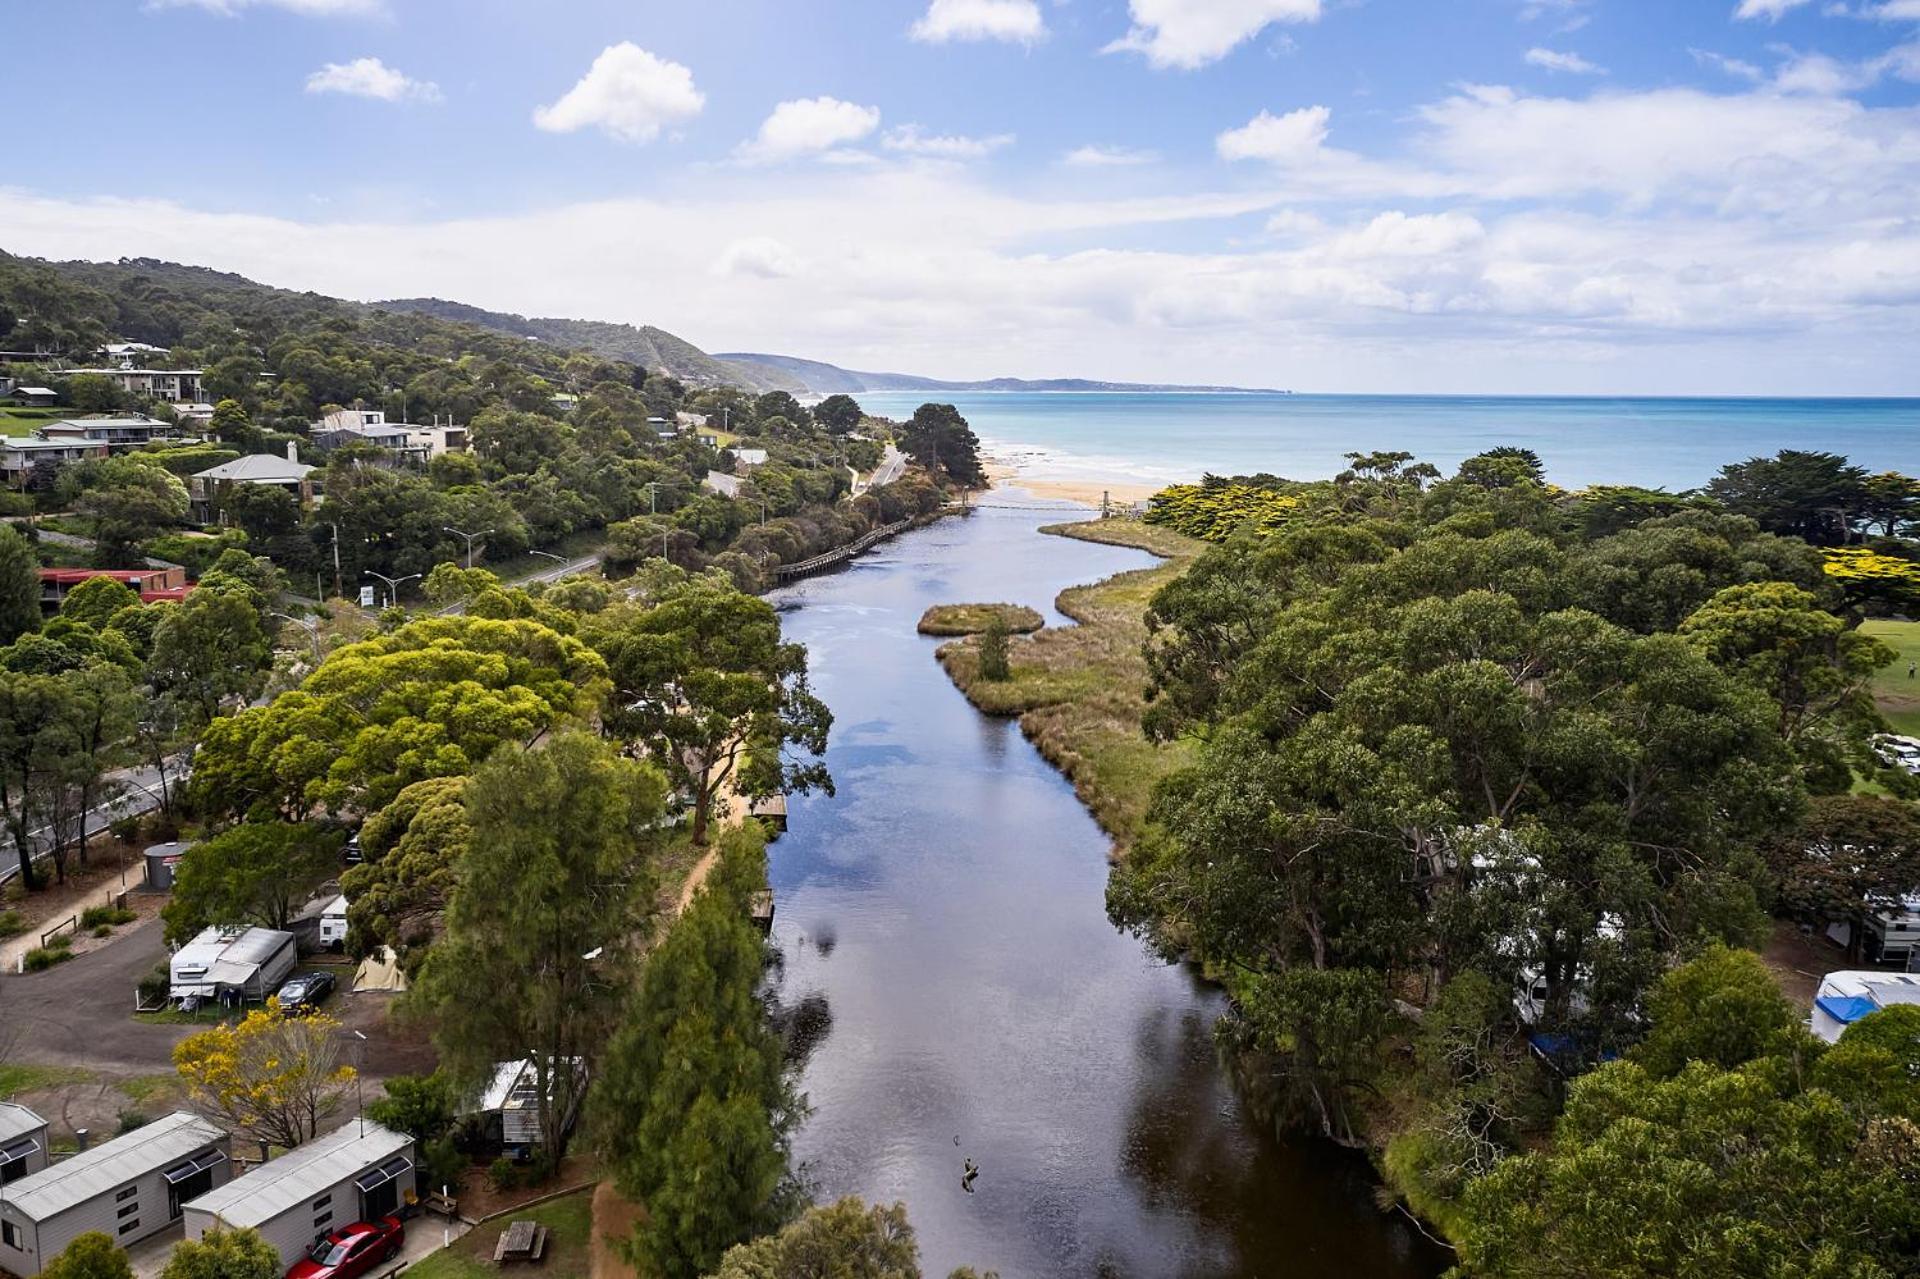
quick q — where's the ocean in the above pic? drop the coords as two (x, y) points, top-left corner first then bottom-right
(855, 392), (1920, 493)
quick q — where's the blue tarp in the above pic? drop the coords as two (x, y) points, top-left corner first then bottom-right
(1816, 994), (1881, 1024)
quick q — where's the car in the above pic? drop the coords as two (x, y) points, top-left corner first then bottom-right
(287, 1217), (404, 1279)
(275, 971), (337, 1014)
(342, 834), (364, 866)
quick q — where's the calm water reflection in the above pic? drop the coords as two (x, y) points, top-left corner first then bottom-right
(767, 496), (1448, 1279)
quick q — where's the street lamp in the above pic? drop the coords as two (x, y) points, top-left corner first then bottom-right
(442, 525), (493, 570)
(269, 611), (322, 663)
(528, 550), (566, 564)
(363, 571), (419, 610)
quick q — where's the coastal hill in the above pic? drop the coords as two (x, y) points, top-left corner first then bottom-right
(715, 349), (1279, 396)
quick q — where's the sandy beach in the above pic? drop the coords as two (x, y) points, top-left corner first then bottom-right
(983, 458), (1161, 509)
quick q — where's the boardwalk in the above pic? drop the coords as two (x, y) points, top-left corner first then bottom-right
(771, 517), (915, 581)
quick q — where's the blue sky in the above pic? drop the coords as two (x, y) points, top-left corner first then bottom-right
(4, 0), (1920, 393)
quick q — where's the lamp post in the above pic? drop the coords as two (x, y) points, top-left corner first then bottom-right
(528, 550), (565, 563)
(363, 571), (419, 610)
(351, 1030), (368, 1137)
(442, 525), (493, 570)
(269, 611), (322, 663)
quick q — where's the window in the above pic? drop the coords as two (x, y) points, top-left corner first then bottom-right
(2, 1220), (21, 1250)
(0, 1138), (40, 1186)
(115, 1186), (139, 1203)
(117, 1219), (141, 1237)
(312, 1194), (332, 1210)
(118, 1203), (140, 1220)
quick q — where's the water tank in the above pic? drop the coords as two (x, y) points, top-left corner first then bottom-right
(144, 841), (193, 890)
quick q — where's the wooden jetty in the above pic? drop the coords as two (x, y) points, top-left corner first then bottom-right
(750, 792), (788, 833)
(771, 517), (913, 582)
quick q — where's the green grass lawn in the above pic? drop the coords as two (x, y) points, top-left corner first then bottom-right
(0, 408), (69, 437)
(1863, 618), (1920, 736)
(0, 1064), (93, 1099)
(409, 1190), (596, 1279)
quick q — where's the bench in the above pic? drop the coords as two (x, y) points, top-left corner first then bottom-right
(494, 1221), (548, 1265)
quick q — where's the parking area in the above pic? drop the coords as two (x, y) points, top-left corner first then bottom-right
(124, 1210), (472, 1279)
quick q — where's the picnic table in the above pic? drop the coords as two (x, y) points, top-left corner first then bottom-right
(494, 1220), (548, 1265)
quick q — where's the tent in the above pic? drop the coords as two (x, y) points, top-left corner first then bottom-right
(352, 946), (409, 993)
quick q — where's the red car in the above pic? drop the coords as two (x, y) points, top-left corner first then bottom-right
(287, 1217), (404, 1279)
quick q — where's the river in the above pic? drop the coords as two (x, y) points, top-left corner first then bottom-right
(764, 494), (1449, 1279)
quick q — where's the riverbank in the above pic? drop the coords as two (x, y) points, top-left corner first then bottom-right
(982, 458), (1160, 510)
(933, 517), (1203, 854)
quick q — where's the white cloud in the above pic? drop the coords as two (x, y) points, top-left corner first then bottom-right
(1524, 47), (1604, 74)
(532, 43), (704, 144)
(150, 0), (384, 13)
(882, 126), (1014, 159)
(1689, 47), (1765, 80)
(1735, 0), (1816, 19)
(1867, 0), (1920, 16)
(713, 237), (804, 280)
(909, 0), (1046, 44)
(1104, 0), (1323, 70)
(305, 57), (439, 103)
(1774, 39), (1920, 93)
(1217, 106), (1332, 163)
(1062, 144), (1159, 166)
(735, 97), (882, 164)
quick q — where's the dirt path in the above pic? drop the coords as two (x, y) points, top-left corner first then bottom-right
(589, 1180), (645, 1279)
(674, 847), (721, 917)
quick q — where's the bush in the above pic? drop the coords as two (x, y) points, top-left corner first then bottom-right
(109, 816), (143, 843)
(91, 924), (112, 938)
(137, 961), (170, 1006)
(80, 905), (137, 930)
(22, 946), (74, 972)
(976, 615), (1011, 681)
(486, 1156), (523, 1193)
(116, 1110), (150, 1136)
(46, 932), (73, 951)
(0, 909), (23, 939)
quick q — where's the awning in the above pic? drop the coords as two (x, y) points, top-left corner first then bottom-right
(1, 1137), (41, 1163)
(162, 1150), (228, 1183)
(1816, 994), (1881, 1025)
(353, 1155), (413, 1194)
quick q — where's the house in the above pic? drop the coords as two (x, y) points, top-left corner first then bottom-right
(2, 437), (109, 486)
(313, 422), (425, 461)
(701, 471), (743, 499)
(101, 343), (166, 368)
(39, 567), (191, 609)
(0, 1113), (230, 1276)
(167, 926), (297, 1005)
(6, 387), (58, 408)
(316, 409), (390, 434)
(58, 368), (205, 406)
(406, 424), (467, 457)
(189, 447), (317, 521)
(1, 1103), (50, 1185)
(1810, 970), (1920, 1043)
(676, 411), (709, 429)
(37, 414), (170, 450)
(317, 895), (349, 950)
(647, 416), (678, 438)
(464, 1060), (584, 1159)
(549, 393), (580, 414)
(732, 448), (769, 470)
(182, 1121), (416, 1269)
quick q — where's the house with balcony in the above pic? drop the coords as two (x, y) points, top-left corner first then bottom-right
(37, 414), (170, 451)
(60, 368), (206, 406)
(190, 447), (318, 521)
(2, 436), (109, 486)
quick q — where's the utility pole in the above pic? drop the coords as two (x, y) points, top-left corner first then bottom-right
(443, 525), (493, 570)
(330, 523), (344, 599)
(646, 482), (668, 563)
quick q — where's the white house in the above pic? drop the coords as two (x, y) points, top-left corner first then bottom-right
(59, 368), (205, 406)
(0, 1103), (50, 1185)
(182, 1122), (415, 1269)
(1, 437), (109, 486)
(701, 471), (743, 500)
(0, 1113), (230, 1276)
(101, 343), (166, 368)
(37, 414), (169, 450)
(168, 926), (297, 1005)
(406, 424), (467, 457)
(1810, 970), (1920, 1043)
(732, 448), (769, 469)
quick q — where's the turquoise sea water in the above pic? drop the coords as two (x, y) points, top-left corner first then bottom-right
(857, 392), (1920, 492)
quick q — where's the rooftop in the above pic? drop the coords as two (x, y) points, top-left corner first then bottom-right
(194, 454), (315, 483)
(185, 1121), (410, 1227)
(1, 1113), (225, 1222)
(0, 1101), (47, 1146)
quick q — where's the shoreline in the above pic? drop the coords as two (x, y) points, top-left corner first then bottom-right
(982, 457), (1161, 510)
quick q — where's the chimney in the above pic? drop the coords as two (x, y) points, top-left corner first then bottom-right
(286, 440), (299, 464)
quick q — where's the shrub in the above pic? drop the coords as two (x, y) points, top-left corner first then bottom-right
(486, 1156), (522, 1193)
(0, 909), (23, 939)
(91, 924), (112, 938)
(976, 615), (1011, 681)
(46, 932), (73, 951)
(22, 946), (74, 972)
(137, 962), (170, 1006)
(116, 1110), (150, 1136)
(80, 905), (137, 930)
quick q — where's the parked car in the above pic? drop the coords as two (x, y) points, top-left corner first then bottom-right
(1872, 734), (1920, 774)
(275, 971), (337, 1014)
(342, 834), (364, 865)
(287, 1217), (404, 1279)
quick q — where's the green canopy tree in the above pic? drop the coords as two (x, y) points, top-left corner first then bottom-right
(415, 733), (666, 1169)
(812, 394), (864, 435)
(149, 584), (273, 728)
(596, 826), (798, 1279)
(77, 456), (189, 566)
(1766, 795), (1920, 963)
(162, 822), (343, 943)
(160, 1229), (280, 1279)
(1704, 449), (1870, 545)
(898, 403), (984, 488)
(339, 775), (471, 966)
(42, 1232), (134, 1279)
(1633, 944), (1808, 1078)
(585, 569), (831, 845)
(56, 575), (139, 629)
(0, 524), (39, 646)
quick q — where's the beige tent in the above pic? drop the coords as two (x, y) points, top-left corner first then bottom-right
(352, 947), (409, 993)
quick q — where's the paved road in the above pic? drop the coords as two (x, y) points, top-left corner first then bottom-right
(0, 916), (183, 1070)
(429, 551), (604, 617)
(869, 444), (907, 488)
(0, 760), (182, 890)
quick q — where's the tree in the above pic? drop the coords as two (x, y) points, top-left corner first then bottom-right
(339, 776), (470, 965)
(1634, 945), (1807, 1078)
(173, 1004), (356, 1150)
(43, 1233), (134, 1279)
(1812, 1004), (1920, 1122)
(975, 614), (1011, 681)
(365, 1071), (460, 1143)
(415, 733), (666, 1169)
(1704, 449), (1870, 545)
(898, 404), (985, 488)
(57, 575), (139, 629)
(1857, 471), (1920, 538)
(162, 822), (342, 944)
(207, 398), (261, 451)
(813, 394), (864, 435)
(77, 456), (189, 565)
(586, 569), (832, 845)
(1767, 795), (1920, 963)
(149, 585), (272, 728)
(63, 373), (125, 412)
(597, 827), (798, 1279)
(0, 524), (41, 645)
(709, 1199), (934, 1279)
(160, 1230), (281, 1279)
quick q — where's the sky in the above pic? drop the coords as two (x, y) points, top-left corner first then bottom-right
(3, 0), (1920, 394)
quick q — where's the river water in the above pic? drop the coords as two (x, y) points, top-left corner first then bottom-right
(765, 495), (1449, 1279)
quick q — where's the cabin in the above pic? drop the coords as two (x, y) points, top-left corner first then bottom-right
(6, 387), (58, 408)
(168, 926), (297, 1006)
(182, 1122), (415, 1269)
(464, 1061), (584, 1159)
(317, 895), (349, 950)
(0, 1104), (50, 1185)
(39, 567), (191, 609)
(0, 1113), (230, 1276)
(1810, 970), (1920, 1043)
(189, 448), (317, 521)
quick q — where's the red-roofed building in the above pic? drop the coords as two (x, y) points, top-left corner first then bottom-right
(37, 567), (192, 609)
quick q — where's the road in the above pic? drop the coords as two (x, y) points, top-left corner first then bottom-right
(868, 444), (907, 488)
(429, 550), (604, 616)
